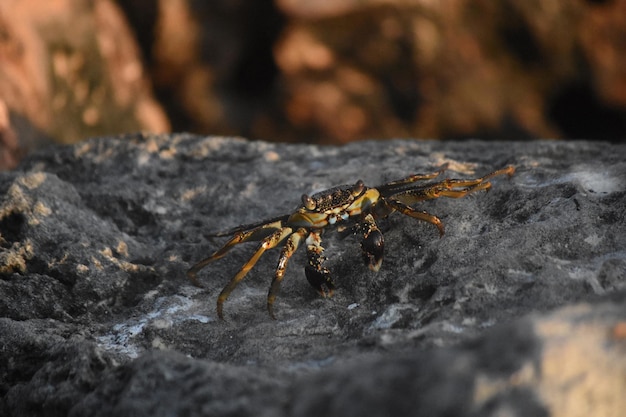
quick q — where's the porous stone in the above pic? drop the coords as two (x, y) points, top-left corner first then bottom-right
(0, 134), (625, 416)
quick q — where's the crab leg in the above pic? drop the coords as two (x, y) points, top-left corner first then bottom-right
(267, 228), (308, 319)
(393, 165), (515, 203)
(187, 220), (284, 286)
(483, 165), (515, 181)
(216, 227), (293, 319)
(386, 199), (445, 236)
(377, 163), (448, 192)
(385, 166), (514, 236)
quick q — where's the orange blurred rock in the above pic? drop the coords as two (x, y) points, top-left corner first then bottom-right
(140, 0), (284, 137)
(4, 0), (625, 166)
(270, 0), (626, 142)
(0, 0), (169, 170)
(579, 0), (626, 107)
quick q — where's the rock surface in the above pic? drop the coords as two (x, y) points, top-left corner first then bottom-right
(0, 134), (625, 416)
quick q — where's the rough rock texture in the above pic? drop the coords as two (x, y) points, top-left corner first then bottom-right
(0, 134), (625, 416)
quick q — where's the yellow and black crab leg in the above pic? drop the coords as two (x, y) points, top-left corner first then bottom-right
(216, 227), (293, 319)
(267, 227), (308, 319)
(186, 220), (284, 287)
(386, 199), (445, 236)
(392, 165), (515, 204)
(377, 163), (449, 192)
(385, 165), (514, 236)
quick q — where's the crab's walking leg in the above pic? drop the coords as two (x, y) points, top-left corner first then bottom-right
(267, 228), (308, 319)
(483, 165), (515, 180)
(394, 165), (515, 203)
(187, 220), (283, 286)
(216, 227), (293, 319)
(420, 165), (513, 198)
(387, 166), (514, 236)
(304, 231), (335, 298)
(386, 199), (445, 236)
(378, 163), (449, 191)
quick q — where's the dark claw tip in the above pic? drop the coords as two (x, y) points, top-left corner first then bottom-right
(361, 229), (384, 271)
(305, 266), (335, 296)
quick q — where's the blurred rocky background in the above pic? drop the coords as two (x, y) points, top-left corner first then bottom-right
(1, 0), (626, 170)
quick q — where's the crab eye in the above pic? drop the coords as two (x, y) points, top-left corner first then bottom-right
(352, 180), (365, 196)
(301, 194), (316, 210)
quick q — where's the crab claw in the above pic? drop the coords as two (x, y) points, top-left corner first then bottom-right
(305, 265), (335, 298)
(361, 228), (384, 272)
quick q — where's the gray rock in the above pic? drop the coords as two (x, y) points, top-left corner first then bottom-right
(1, 134), (625, 416)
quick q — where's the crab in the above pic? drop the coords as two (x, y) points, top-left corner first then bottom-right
(188, 163), (515, 319)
